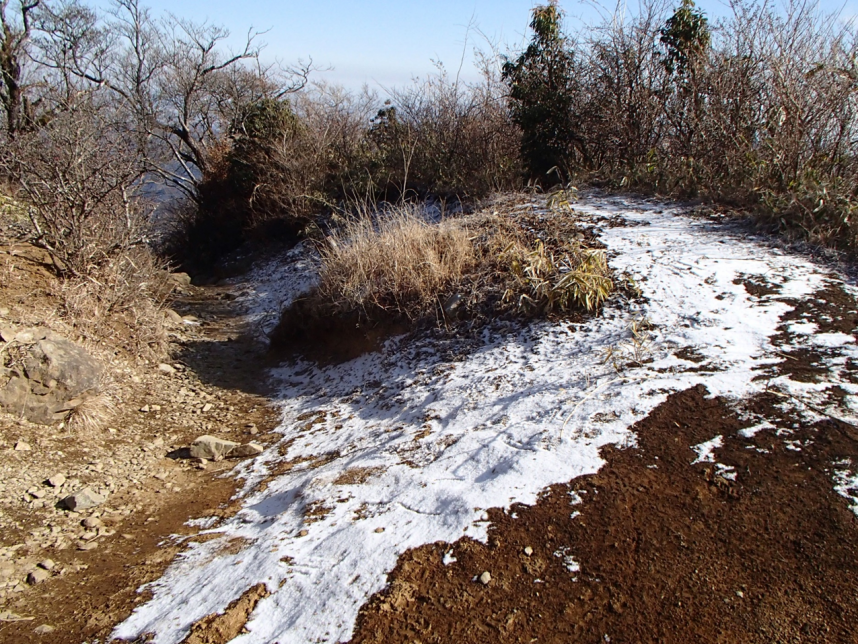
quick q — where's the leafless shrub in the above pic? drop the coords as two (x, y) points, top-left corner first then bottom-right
(0, 98), (148, 275)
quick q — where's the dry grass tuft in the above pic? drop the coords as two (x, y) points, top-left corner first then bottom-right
(66, 389), (118, 433)
(53, 248), (173, 361)
(500, 239), (613, 314)
(274, 195), (615, 352)
(318, 206), (476, 318)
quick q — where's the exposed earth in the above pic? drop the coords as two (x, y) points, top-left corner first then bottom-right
(3, 194), (858, 644)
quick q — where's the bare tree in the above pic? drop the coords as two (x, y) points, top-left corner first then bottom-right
(0, 0), (39, 136)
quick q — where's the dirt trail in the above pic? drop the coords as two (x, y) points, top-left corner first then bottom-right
(0, 275), (281, 644)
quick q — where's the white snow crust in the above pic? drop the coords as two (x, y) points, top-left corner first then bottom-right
(114, 195), (858, 644)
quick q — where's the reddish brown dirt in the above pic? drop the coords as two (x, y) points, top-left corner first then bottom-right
(350, 385), (858, 644)
(182, 583), (270, 644)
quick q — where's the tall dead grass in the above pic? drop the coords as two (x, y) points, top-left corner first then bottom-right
(318, 206), (476, 318)
(52, 248), (172, 360)
(273, 196), (614, 352)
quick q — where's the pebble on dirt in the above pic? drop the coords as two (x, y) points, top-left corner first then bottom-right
(479, 571), (492, 585)
(231, 442), (264, 457)
(46, 473), (66, 488)
(13, 440), (31, 451)
(27, 569), (50, 585)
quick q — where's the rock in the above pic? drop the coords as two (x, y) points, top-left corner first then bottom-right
(479, 571), (492, 585)
(0, 306), (9, 317)
(202, 403), (213, 413)
(82, 517), (102, 529)
(139, 405), (150, 413)
(0, 328), (102, 425)
(443, 293), (464, 317)
(77, 541), (97, 551)
(231, 442), (263, 457)
(297, 529), (309, 537)
(37, 560), (55, 571)
(189, 435), (239, 461)
(34, 625), (55, 635)
(524, 546), (534, 556)
(164, 309), (184, 325)
(13, 440), (31, 451)
(62, 487), (106, 511)
(150, 404), (161, 412)
(374, 527), (385, 533)
(168, 272), (192, 287)
(157, 363), (175, 375)
(27, 569), (50, 585)
(46, 474), (66, 488)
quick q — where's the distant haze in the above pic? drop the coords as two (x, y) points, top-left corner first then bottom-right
(92, 0), (858, 91)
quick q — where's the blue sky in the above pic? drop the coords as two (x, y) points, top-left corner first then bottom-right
(94, 0), (858, 90)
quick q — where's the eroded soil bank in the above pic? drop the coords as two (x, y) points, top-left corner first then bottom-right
(351, 385), (858, 643)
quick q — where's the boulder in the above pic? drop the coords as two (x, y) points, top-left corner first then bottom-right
(0, 328), (102, 425)
(62, 487), (106, 511)
(189, 435), (239, 461)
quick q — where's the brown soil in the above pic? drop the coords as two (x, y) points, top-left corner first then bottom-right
(0, 246), (282, 644)
(182, 583), (270, 644)
(350, 385), (858, 644)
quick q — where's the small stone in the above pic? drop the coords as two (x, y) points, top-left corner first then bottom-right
(524, 546), (534, 556)
(139, 405), (150, 413)
(121, 534), (134, 540)
(152, 437), (165, 448)
(0, 306), (9, 317)
(37, 560), (55, 571)
(27, 569), (50, 585)
(247, 427), (259, 436)
(157, 363), (176, 375)
(164, 309), (183, 325)
(82, 517), (102, 529)
(231, 442), (264, 458)
(62, 487), (106, 511)
(34, 625), (55, 635)
(374, 527), (385, 533)
(736, 590), (744, 598)
(297, 530), (309, 538)
(77, 541), (97, 551)
(46, 474), (66, 488)
(80, 531), (97, 541)
(190, 435), (239, 461)
(14, 440), (31, 451)
(202, 403), (213, 413)
(479, 571), (492, 585)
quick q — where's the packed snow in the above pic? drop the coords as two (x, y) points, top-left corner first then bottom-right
(114, 194), (858, 644)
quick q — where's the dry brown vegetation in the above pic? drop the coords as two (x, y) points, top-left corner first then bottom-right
(272, 194), (614, 350)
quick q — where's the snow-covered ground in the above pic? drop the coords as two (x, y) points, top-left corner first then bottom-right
(113, 195), (858, 644)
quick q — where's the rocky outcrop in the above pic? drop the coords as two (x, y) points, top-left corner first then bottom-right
(0, 327), (102, 425)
